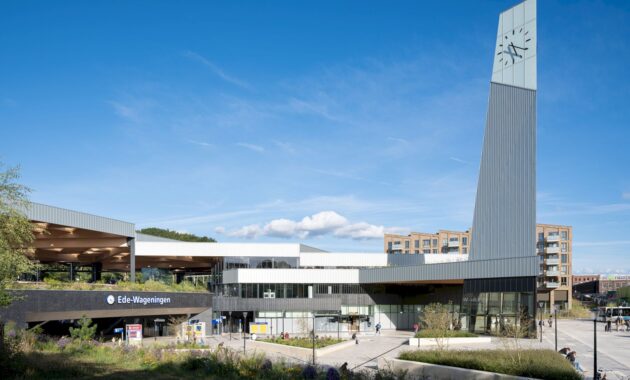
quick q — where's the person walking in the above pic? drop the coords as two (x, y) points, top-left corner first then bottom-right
(548, 315), (553, 328)
(375, 322), (381, 335)
(615, 316), (622, 332)
(606, 317), (612, 332)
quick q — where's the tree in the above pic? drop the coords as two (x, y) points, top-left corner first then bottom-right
(137, 227), (216, 242)
(0, 164), (34, 307)
(419, 302), (452, 350)
(69, 315), (97, 341)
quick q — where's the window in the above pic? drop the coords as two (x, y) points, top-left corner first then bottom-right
(449, 237), (459, 242)
(423, 249), (430, 254)
(387, 242), (392, 250)
(423, 239), (430, 247)
(561, 254), (568, 263)
(561, 243), (567, 252)
(442, 239), (447, 245)
(462, 247), (468, 254)
(414, 250), (419, 254)
(414, 240), (419, 248)
(432, 239), (438, 246)
(561, 231), (568, 241)
(432, 249), (437, 253)
(405, 241), (410, 249)
(561, 265), (568, 274)
(561, 277), (568, 286)
(404, 250), (409, 254)
(462, 237), (468, 245)
(538, 232), (544, 241)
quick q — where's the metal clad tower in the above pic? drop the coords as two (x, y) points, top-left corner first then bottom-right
(470, 0), (537, 261)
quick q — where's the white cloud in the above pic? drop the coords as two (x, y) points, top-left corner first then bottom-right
(218, 211), (403, 241)
(183, 50), (251, 89)
(186, 139), (213, 148)
(623, 192), (630, 200)
(228, 224), (263, 239)
(236, 142), (265, 153)
(214, 226), (226, 234)
(449, 156), (469, 164)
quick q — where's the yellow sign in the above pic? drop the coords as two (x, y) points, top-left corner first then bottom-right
(249, 322), (268, 334)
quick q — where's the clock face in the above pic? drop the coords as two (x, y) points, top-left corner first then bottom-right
(496, 27), (533, 68)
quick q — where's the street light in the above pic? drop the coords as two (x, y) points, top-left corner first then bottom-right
(243, 311), (248, 354)
(537, 301), (545, 343)
(229, 311), (232, 341)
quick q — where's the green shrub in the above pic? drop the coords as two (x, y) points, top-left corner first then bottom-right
(260, 336), (344, 349)
(414, 329), (477, 338)
(399, 349), (581, 380)
(69, 316), (97, 342)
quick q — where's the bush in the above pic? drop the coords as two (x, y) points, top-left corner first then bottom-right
(69, 316), (97, 341)
(414, 329), (477, 338)
(260, 336), (344, 349)
(399, 349), (581, 380)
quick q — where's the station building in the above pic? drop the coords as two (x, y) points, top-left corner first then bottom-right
(1, 0), (542, 338)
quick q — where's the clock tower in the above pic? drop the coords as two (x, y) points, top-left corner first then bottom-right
(470, 0), (537, 262)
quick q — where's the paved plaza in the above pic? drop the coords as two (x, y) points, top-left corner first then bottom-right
(185, 318), (630, 379)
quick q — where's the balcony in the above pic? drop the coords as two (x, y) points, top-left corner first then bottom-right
(545, 282), (560, 288)
(547, 235), (560, 243)
(546, 258), (559, 265)
(391, 243), (402, 250)
(546, 246), (560, 254)
(448, 240), (460, 248)
(546, 270), (560, 277)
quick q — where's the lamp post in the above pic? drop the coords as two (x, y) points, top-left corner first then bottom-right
(537, 301), (545, 343)
(554, 307), (558, 351)
(594, 318), (598, 379)
(312, 312), (316, 366)
(229, 311), (232, 341)
(243, 311), (248, 354)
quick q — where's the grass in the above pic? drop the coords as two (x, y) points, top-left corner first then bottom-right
(399, 349), (581, 380)
(557, 300), (593, 319)
(259, 337), (345, 349)
(9, 279), (208, 293)
(414, 329), (477, 338)
(1, 336), (403, 380)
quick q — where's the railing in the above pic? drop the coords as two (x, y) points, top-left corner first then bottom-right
(546, 235), (560, 243)
(546, 246), (560, 254)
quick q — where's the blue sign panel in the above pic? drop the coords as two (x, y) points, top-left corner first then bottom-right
(114, 328), (124, 333)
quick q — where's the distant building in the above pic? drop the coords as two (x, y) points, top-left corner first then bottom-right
(573, 274), (630, 296)
(385, 223), (573, 310)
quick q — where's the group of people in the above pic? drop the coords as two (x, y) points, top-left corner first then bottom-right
(604, 316), (629, 332)
(559, 347), (586, 374)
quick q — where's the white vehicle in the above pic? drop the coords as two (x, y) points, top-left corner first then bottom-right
(597, 306), (630, 322)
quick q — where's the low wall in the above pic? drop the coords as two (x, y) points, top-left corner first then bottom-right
(378, 358), (530, 380)
(408, 336), (492, 347)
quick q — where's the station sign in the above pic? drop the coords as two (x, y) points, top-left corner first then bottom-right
(106, 294), (171, 306)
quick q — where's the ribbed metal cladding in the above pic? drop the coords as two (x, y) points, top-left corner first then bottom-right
(470, 82), (536, 261)
(358, 256), (539, 284)
(22, 202), (135, 237)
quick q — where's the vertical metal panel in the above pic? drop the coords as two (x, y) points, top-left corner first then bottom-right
(470, 83), (536, 262)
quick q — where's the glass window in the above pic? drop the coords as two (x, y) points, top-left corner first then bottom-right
(432, 239), (438, 246)
(423, 249), (430, 254)
(442, 239), (447, 245)
(423, 239), (430, 247)
(561, 277), (568, 286)
(414, 250), (419, 254)
(561, 265), (568, 274)
(462, 237), (468, 245)
(561, 254), (567, 263)
(538, 232), (544, 241)
(387, 242), (392, 251)
(432, 249), (437, 253)
(405, 241), (410, 249)
(561, 243), (567, 253)
(561, 231), (568, 240)
(462, 247), (468, 254)
(414, 240), (420, 248)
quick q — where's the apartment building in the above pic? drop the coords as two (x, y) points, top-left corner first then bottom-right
(384, 230), (470, 255)
(385, 224), (573, 310)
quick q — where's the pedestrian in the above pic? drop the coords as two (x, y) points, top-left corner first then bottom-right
(375, 322), (381, 335)
(559, 347), (571, 356)
(615, 316), (622, 332)
(567, 351), (585, 374)
(413, 323), (419, 334)
(606, 318), (612, 332)
(625, 319), (630, 332)
(548, 315), (553, 328)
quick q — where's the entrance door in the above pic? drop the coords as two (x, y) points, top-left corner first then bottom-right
(350, 316), (360, 332)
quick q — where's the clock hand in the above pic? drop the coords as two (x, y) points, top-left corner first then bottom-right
(509, 42), (522, 59)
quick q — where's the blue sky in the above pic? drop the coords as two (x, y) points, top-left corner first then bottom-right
(1, 1), (629, 273)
